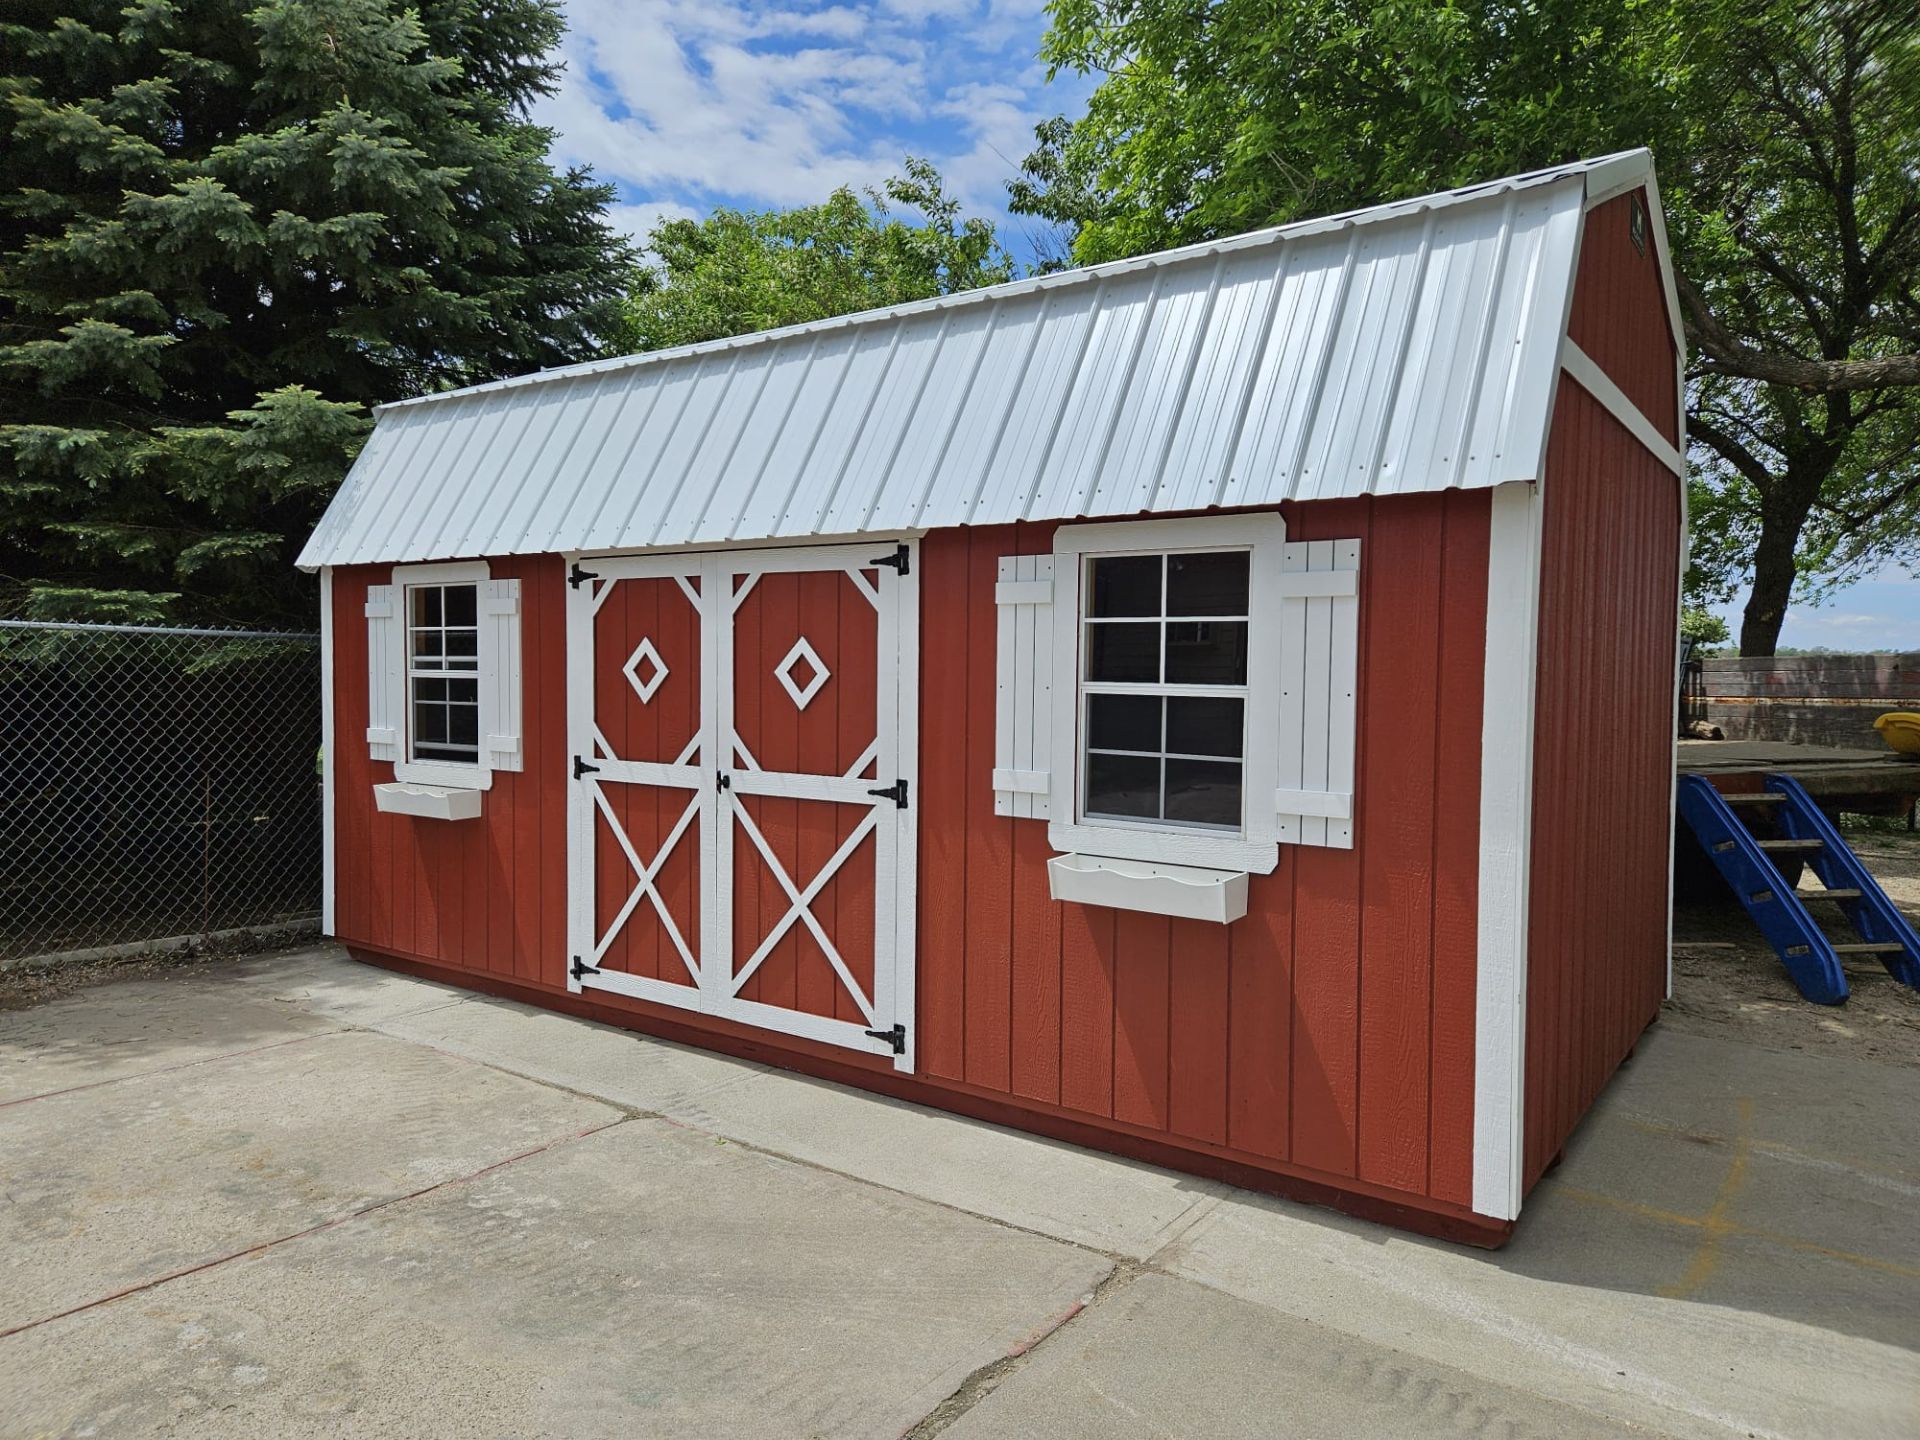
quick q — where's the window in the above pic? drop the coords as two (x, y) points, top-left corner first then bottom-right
(1042, 512), (1289, 875)
(366, 560), (521, 793)
(1082, 551), (1249, 831)
(407, 582), (481, 764)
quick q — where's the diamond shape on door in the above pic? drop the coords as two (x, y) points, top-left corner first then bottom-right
(774, 636), (829, 710)
(623, 637), (669, 704)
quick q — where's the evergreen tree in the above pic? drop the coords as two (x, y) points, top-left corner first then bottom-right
(1, 0), (634, 625)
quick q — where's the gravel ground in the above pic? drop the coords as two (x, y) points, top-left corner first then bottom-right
(1668, 824), (1920, 1067)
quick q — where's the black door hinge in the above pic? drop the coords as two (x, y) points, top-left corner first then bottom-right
(570, 956), (600, 981)
(864, 1022), (907, 1054)
(717, 770), (732, 792)
(867, 778), (909, 809)
(573, 755), (602, 780)
(568, 561), (600, 589)
(868, 543), (910, 577)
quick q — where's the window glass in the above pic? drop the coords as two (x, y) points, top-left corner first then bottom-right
(1087, 693), (1161, 753)
(1087, 623), (1159, 682)
(408, 583), (482, 764)
(1165, 620), (1247, 684)
(1165, 758), (1242, 828)
(1090, 554), (1161, 617)
(1080, 548), (1249, 833)
(1166, 695), (1243, 758)
(1167, 551), (1248, 616)
(1085, 751), (1159, 820)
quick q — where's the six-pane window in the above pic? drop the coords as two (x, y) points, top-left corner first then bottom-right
(1081, 550), (1249, 831)
(408, 583), (481, 764)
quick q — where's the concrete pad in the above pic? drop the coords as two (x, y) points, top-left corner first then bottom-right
(0, 1030), (616, 1331)
(376, 990), (768, 1116)
(943, 1271), (1651, 1439)
(2, 1119), (1112, 1439)
(223, 947), (475, 1026)
(680, 1070), (1222, 1258)
(1592, 1026), (1920, 1285)
(1157, 1026), (1920, 1440)
(373, 979), (1222, 1259)
(0, 978), (336, 1104)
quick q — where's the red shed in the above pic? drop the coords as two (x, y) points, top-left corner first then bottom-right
(300, 151), (1686, 1243)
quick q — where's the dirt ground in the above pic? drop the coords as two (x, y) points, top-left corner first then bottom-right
(1668, 823), (1920, 1067)
(0, 929), (314, 1012)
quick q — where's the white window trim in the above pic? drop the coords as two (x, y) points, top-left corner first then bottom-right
(1048, 513), (1285, 876)
(391, 560), (495, 792)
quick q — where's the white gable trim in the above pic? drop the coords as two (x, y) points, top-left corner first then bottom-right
(1559, 340), (1684, 477)
(1473, 481), (1544, 1222)
(1580, 157), (1686, 376)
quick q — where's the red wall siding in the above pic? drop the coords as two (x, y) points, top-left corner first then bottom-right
(1567, 188), (1680, 446)
(332, 554), (569, 989)
(1523, 376), (1682, 1190)
(331, 491), (1492, 1222)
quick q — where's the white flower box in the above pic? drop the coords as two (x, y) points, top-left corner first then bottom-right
(1046, 852), (1249, 925)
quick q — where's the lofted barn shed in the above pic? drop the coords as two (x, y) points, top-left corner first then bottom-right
(300, 150), (1686, 1243)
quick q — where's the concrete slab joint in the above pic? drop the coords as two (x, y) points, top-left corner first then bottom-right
(2, 945), (1916, 1440)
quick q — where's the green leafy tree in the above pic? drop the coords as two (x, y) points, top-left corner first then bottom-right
(1, 0), (634, 625)
(622, 158), (1013, 352)
(1013, 0), (1920, 655)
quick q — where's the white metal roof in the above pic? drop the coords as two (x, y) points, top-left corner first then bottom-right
(300, 150), (1660, 570)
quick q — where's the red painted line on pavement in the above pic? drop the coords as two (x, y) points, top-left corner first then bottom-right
(0, 1117), (626, 1340)
(0, 1030), (344, 1111)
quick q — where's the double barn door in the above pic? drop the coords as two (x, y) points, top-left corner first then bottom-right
(564, 543), (917, 1070)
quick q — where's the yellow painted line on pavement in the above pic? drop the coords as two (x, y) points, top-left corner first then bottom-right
(1554, 1184), (1920, 1284)
(1657, 1097), (1754, 1299)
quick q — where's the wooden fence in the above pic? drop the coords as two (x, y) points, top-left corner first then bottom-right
(1687, 653), (1920, 748)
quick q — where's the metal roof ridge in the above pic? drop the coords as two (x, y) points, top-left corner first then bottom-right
(372, 151), (1648, 417)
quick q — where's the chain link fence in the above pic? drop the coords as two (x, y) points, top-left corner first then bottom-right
(0, 620), (322, 964)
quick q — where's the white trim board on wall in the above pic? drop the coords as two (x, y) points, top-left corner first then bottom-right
(1559, 340), (1684, 478)
(1473, 482), (1544, 1221)
(320, 567), (336, 936)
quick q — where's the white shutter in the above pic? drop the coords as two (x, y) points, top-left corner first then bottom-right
(993, 554), (1054, 819)
(364, 584), (402, 762)
(482, 578), (523, 771)
(1275, 539), (1361, 848)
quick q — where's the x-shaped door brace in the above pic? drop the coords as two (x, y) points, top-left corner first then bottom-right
(728, 800), (878, 1021)
(590, 783), (702, 985)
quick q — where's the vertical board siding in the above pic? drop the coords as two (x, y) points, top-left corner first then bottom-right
(334, 494), (1489, 1215)
(332, 554), (568, 984)
(915, 493), (1487, 1207)
(1524, 376), (1681, 1191)
(1566, 188), (1679, 446)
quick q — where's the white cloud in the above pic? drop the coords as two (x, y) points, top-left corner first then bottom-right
(604, 199), (701, 247)
(537, 0), (1073, 254)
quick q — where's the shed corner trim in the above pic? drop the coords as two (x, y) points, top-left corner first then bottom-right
(1472, 481), (1545, 1221)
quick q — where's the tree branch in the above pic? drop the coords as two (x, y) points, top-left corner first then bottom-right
(1677, 271), (1920, 391)
(1689, 412), (1780, 494)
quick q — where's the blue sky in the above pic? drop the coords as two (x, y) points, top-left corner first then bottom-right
(534, 0), (1920, 653)
(534, 0), (1085, 268)
(1709, 572), (1920, 653)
